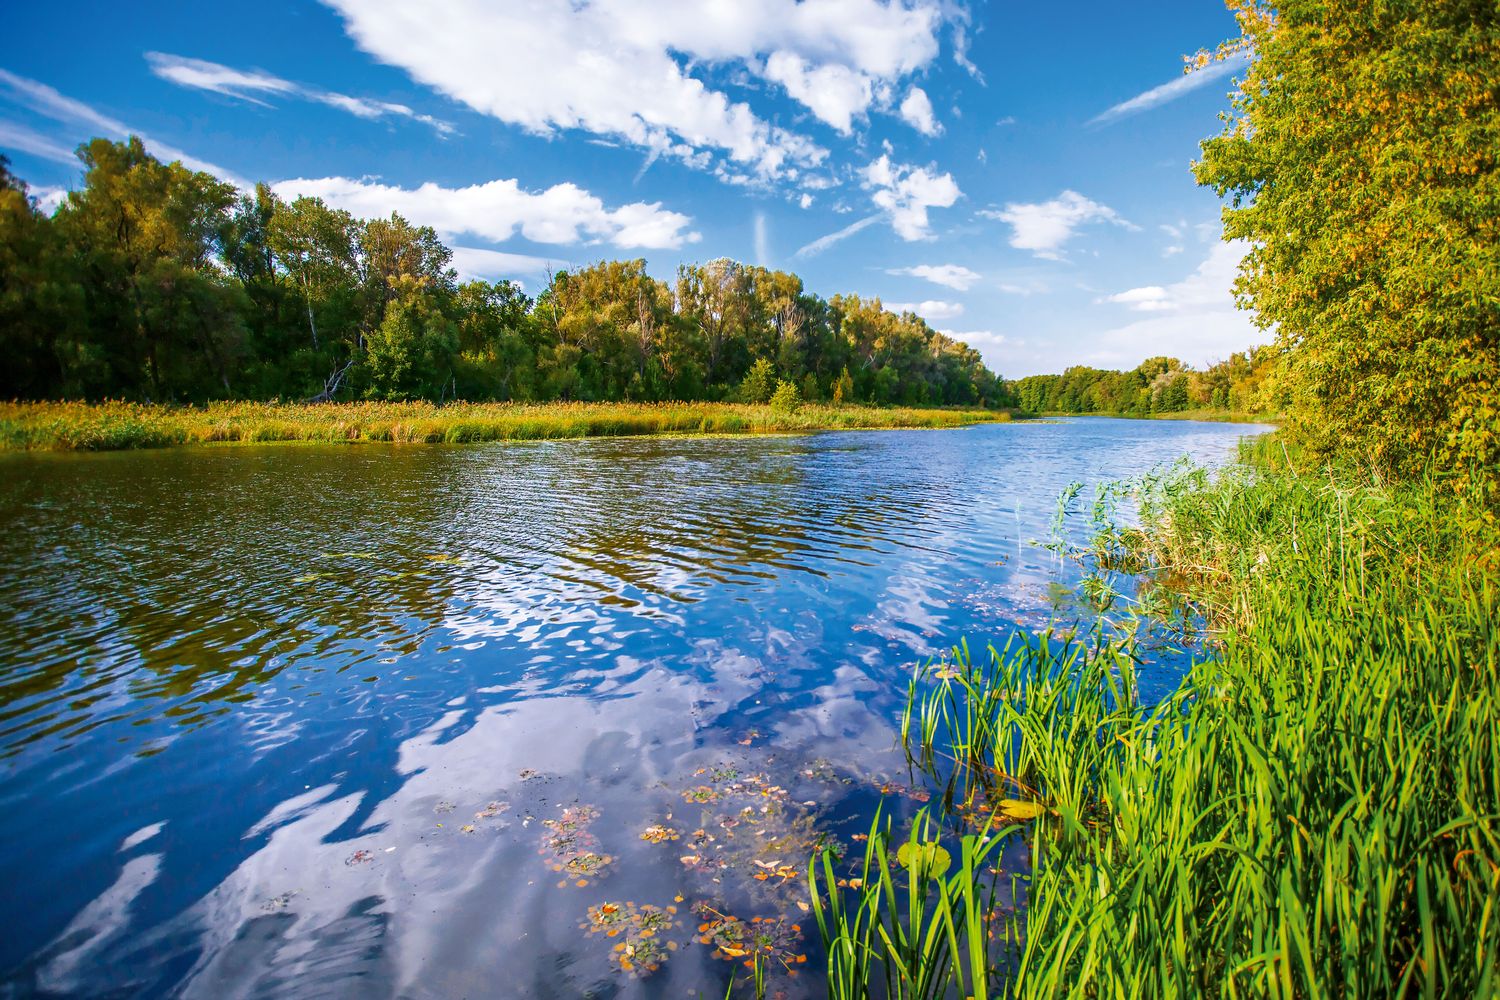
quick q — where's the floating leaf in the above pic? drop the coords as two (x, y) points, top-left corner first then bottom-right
(896, 841), (952, 879)
(997, 798), (1047, 820)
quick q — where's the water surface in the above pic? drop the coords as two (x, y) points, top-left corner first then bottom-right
(0, 417), (1267, 997)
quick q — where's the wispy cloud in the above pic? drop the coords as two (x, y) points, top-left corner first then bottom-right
(146, 53), (454, 136)
(0, 119), (78, 165)
(794, 212), (881, 258)
(753, 211), (770, 267)
(1089, 51), (1249, 126)
(449, 246), (570, 284)
(0, 68), (244, 184)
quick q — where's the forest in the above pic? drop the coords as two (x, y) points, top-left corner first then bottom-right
(1008, 347), (1278, 417)
(0, 143), (1003, 410)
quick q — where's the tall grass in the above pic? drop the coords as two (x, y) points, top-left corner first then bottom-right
(811, 453), (1499, 996)
(0, 400), (1009, 452)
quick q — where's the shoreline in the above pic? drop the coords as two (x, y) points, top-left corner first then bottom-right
(1038, 408), (1279, 425)
(0, 400), (1020, 453)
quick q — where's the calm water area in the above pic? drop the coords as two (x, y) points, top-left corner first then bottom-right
(0, 417), (1269, 998)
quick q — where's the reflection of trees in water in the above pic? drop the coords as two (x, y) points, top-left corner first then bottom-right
(516, 437), (965, 609)
(0, 448), (465, 752)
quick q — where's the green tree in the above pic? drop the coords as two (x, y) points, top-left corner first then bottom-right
(769, 378), (801, 412)
(364, 275), (458, 399)
(1195, 0), (1499, 484)
(739, 357), (776, 404)
(55, 137), (242, 399)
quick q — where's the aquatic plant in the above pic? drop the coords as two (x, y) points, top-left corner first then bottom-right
(0, 400), (1009, 452)
(814, 456), (1500, 996)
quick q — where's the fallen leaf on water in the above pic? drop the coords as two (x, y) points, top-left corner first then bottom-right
(997, 799), (1047, 820)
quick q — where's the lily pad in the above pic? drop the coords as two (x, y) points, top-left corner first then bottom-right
(895, 840), (952, 879)
(996, 798), (1047, 820)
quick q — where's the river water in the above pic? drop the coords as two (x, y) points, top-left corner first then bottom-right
(0, 417), (1268, 998)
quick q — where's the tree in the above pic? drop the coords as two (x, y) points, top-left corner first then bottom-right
(266, 195), (358, 354)
(55, 137), (242, 400)
(364, 274), (458, 400)
(1195, 0), (1499, 484)
(769, 378), (801, 412)
(739, 357), (776, 404)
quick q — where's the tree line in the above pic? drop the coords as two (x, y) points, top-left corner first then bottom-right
(1009, 347), (1279, 417)
(0, 139), (1005, 408)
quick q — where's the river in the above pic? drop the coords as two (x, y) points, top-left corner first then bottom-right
(0, 417), (1268, 997)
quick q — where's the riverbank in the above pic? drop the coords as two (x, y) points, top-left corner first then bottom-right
(0, 400), (1014, 452)
(1038, 407), (1277, 424)
(814, 440), (1499, 996)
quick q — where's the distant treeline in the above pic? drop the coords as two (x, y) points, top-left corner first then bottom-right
(1009, 347), (1279, 417)
(0, 139), (1006, 409)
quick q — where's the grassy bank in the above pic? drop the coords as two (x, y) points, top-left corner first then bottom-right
(1040, 408), (1277, 424)
(811, 447), (1499, 996)
(0, 400), (1011, 452)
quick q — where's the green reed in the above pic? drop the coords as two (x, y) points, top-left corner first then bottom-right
(0, 400), (1008, 452)
(812, 452), (1500, 997)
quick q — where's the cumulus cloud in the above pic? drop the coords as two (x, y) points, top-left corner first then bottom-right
(271, 175), (701, 250)
(146, 53), (454, 135)
(981, 190), (1133, 259)
(862, 154), (961, 240)
(1103, 285), (1173, 311)
(1090, 51), (1249, 126)
(320, 0), (959, 182)
(898, 86), (941, 136)
(883, 299), (964, 321)
(762, 52), (871, 135)
(887, 263), (979, 290)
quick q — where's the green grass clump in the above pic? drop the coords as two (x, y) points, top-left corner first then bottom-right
(0, 400), (1011, 452)
(813, 453), (1499, 996)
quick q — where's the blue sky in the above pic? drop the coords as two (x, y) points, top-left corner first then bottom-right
(0, 0), (1265, 377)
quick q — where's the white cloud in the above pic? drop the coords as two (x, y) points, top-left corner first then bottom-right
(272, 175), (701, 249)
(144, 53), (296, 105)
(146, 53), (454, 136)
(321, 0), (960, 183)
(939, 328), (1006, 353)
(798, 192), (814, 209)
(762, 52), (870, 135)
(450, 246), (569, 281)
(1081, 240), (1264, 366)
(887, 263), (979, 290)
(1090, 51), (1249, 126)
(898, 86), (941, 136)
(753, 211), (770, 266)
(794, 212), (881, 258)
(862, 154), (960, 240)
(981, 190), (1133, 259)
(0, 119), (78, 165)
(1103, 285), (1173, 311)
(0, 69), (244, 184)
(884, 299), (964, 321)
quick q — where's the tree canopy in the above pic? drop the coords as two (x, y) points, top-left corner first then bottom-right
(0, 141), (1005, 409)
(1195, 0), (1499, 484)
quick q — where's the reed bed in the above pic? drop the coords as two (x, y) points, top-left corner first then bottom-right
(0, 400), (1008, 452)
(812, 453), (1500, 997)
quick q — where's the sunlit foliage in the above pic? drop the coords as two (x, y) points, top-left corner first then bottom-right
(1195, 0), (1500, 485)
